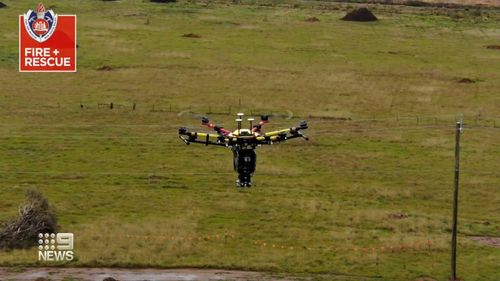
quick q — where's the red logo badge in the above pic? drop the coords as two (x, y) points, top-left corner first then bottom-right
(19, 3), (76, 72)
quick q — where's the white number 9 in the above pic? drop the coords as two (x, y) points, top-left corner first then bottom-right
(56, 233), (74, 250)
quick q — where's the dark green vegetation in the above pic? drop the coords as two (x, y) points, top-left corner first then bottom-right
(0, 0), (499, 280)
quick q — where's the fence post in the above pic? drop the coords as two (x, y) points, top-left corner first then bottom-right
(451, 121), (462, 281)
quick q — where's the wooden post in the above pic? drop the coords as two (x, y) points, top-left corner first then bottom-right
(451, 121), (462, 281)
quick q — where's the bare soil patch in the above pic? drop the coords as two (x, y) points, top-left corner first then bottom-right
(151, 0), (177, 3)
(457, 78), (476, 83)
(387, 212), (409, 219)
(0, 268), (295, 281)
(305, 17), (320, 22)
(469, 236), (500, 247)
(485, 45), (500, 50)
(97, 65), (115, 71)
(182, 33), (202, 38)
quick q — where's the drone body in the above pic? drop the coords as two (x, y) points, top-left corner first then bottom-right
(178, 113), (308, 187)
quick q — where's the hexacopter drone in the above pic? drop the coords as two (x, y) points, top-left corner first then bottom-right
(178, 113), (309, 187)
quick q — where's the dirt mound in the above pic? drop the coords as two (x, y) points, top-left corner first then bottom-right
(0, 2), (7, 8)
(387, 212), (409, 219)
(182, 33), (202, 38)
(457, 78), (476, 83)
(342, 8), (378, 22)
(97, 65), (114, 71)
(305, 17), (320, 22)
(103, 278), (118, 281)
(150, 0), (176, 3)
(485, 45), (500, 50)
(0, 190), (57, 250)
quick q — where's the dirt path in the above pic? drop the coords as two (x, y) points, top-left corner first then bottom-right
(469, 236), (500, 248)
(0, 267), (295, 281)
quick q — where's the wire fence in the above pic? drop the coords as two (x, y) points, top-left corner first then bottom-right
(1, 103), (500, 128)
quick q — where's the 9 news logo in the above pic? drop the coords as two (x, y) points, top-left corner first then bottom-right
(38, 233), (74, 261)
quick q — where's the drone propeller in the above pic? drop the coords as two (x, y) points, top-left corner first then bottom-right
(178, 127), (190, 145)
(252, 115), (270, 134)
(297, 120), (308, 130)
(292, 121), (309, 140)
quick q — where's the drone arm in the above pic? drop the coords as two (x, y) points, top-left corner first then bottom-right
(255, 132), (306, 144)
(202, 117), (232, 136)
(263, 128), (292, 137)
(178, 128), (227, 146)
(258, 121), (309, 144)
(264, 120), (308, 136)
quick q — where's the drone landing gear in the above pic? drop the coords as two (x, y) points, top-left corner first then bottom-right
(236, 173), (253, 188)
(233, 148), (256, 188)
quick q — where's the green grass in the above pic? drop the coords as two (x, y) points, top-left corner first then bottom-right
(0, 0), (499, 280)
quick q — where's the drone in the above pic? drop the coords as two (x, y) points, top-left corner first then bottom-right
(178, 113), (309, 187)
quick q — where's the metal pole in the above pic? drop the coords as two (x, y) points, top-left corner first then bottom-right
(451, 121), (462, 281)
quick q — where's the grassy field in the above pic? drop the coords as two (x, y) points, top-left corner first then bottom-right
(0, 0), (499, 280)
(335, 0), (500, 8)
